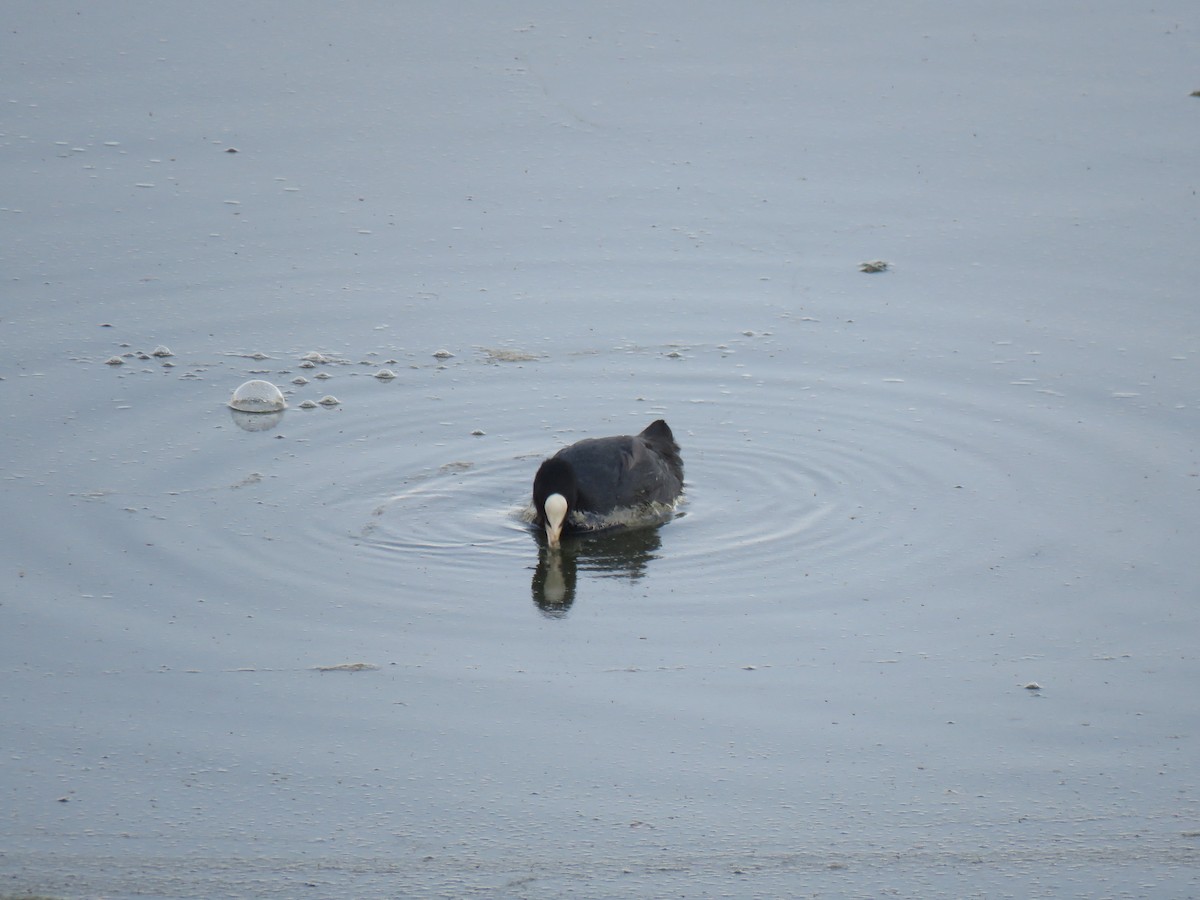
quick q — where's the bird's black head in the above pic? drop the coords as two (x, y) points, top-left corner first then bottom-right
(533, 457), (577, 546)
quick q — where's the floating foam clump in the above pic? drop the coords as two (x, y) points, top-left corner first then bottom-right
(229, 379), (286, 412)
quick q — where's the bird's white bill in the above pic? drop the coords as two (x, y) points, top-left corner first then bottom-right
(544, 493), (568, 548)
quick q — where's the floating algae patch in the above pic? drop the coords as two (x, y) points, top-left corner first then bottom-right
(482, 347), (543, 362)
(312, 662), (379, 672)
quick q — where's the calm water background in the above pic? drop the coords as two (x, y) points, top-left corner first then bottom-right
(3, 3), (1198, 897)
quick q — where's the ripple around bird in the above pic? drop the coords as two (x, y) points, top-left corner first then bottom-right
(200, 349), (1092, 611)
(65, 338), (1157, 619)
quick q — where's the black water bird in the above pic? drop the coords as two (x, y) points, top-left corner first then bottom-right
(532, 419), (684, 548)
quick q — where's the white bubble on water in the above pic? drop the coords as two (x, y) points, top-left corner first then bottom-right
(229, 379), (286, 412)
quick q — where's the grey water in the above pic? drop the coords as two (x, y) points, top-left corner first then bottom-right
(3, 2), (1199, 898)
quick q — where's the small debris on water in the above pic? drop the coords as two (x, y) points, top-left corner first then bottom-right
(105, 356), (125, 366)
(859, 260), (889, 273)
(432, 349), (454, 359)
(483, 348), (541, 362)
(1024, 682), (1042, 691)
(471, 429), (485, 436)
(229, 380), (286, 412)
(313, 662), (378, 672)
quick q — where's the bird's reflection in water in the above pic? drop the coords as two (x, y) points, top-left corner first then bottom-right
(531, 525), (664, 617)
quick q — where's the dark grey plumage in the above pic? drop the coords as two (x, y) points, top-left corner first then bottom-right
(532, 419), (683, 544)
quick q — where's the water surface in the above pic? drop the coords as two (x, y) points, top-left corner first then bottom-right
(2, 2), (1198, 897)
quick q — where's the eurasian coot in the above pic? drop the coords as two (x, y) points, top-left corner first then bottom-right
(532, 419), (684, 547)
